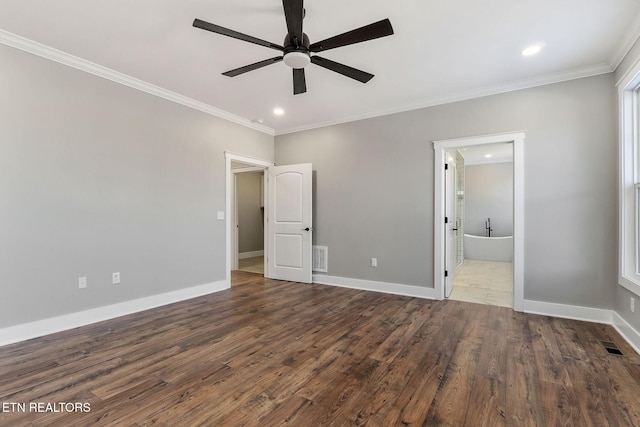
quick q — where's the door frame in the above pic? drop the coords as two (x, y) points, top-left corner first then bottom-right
(433, 131), (525, 311)
(225, 152), (274, 285)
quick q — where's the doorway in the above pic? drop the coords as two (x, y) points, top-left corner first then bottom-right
(235, 169), (265, 275)
(225, 153), (273, 286)
(433, 132), (524, 311)
(225, 153), (314, 287)
(448, 144), (514, 307)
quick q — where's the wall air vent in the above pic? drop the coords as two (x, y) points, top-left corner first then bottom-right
(312, 246), (328, 272)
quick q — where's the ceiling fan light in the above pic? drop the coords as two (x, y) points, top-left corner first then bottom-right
(284, 52), (311, 68)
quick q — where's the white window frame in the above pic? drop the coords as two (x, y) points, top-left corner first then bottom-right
(618, 61), (640, 295)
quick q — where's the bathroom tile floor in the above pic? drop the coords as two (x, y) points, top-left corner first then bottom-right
(237, 256), (264, 275)
(449, 259), (513, 308)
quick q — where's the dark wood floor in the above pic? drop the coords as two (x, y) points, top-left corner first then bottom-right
(1, 271), (639, 426)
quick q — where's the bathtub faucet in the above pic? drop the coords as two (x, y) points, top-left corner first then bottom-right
(485, 218), (493, 237)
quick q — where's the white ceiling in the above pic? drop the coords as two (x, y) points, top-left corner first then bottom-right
(458, 143), (513, 166)
(2, 1), (640, 135)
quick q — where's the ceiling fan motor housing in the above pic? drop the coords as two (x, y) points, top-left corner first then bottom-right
(193, 2), (393, 95)
(283, 33), (311, 68)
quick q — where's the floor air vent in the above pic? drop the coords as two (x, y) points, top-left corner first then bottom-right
(312, 246), (328, 272)
(602, 341), (624, 356)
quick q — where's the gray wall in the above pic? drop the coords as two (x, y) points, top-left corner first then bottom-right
(275, 73), (617, 309)
(464, 162), (513, 237)
(614, 37), (640, 331)
(616, 286), (640, 332)
(237, 172), (264, 253)
(0, 44), (274, 328)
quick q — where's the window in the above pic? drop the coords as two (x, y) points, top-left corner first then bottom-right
(619, 65), (640, 295)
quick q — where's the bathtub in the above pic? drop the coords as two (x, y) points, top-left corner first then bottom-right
(463, 234), (513, 262)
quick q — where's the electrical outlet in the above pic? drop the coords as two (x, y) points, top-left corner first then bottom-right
(631, 297), (635, 313)
(112, 272), (121, 285)
(371, 258), (377, 267)
(78, 277), (87, 289)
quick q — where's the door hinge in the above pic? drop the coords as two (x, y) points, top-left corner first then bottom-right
(445, 216), (448, 224)
(445, 163), (449, 170)
(445, 270), (449, 277)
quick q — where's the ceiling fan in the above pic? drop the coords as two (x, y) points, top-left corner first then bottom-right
(193, 0), (394, 95)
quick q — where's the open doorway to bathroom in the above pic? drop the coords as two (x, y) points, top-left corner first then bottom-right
(433, 131), (524, 311)
(448, 143), (514, 308)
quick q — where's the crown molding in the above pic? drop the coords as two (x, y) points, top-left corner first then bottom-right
(609, 12), (640, 72)
(275, 63), (613, 136)
(0, 29), (275, 136)
(0, 29), (616, 138)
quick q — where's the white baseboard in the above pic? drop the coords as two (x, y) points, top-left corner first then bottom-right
(312, 274), (440, 300)
(311, 277), (640, 355)
(239, 250), (264, 259)
(4, 276), (640, 358)
(0, 280), (228, 347)
(522, 299), (613, 324)
(523, 299), (640, 356)
(612, 312), (640, 355)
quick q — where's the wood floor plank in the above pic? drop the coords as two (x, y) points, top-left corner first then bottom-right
(566, 357), (624, 427)
(89, 346), (182, 400)
(463, 375), (507, 427)
(424, 340), (482, 426)
(529, 316), (573, 386)
(378, 350), (449, 426)
(507, 310), (531, 342)
(597, 356), (640, 424)
(475, 325), (507, 381)
(257, 395), (314, 426)
(539, 380), (587, 426)
(505, 340), (546, 426)
(1, 270), (639, 426)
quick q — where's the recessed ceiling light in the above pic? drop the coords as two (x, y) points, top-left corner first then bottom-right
(484, 154), (493, 158)
(273, 108), (285, 116)
(522, 44), (543, 56)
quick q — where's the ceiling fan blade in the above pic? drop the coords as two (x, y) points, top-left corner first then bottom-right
(282, 0), (304, 44)
(222, 57), (283, 77)
(293, 68), (307, 95)
(193, 18), (284, 51)
(309, 18), (394, 53)
(311, 56), (374, 83)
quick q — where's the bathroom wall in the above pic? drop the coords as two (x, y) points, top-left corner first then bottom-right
(454, 151), (465, 266)
(237, 172), (264, 254)
(464, 162), (513, 237)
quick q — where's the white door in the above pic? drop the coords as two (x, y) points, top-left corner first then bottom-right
(445, 155), (456, 297)
(266, 163), (313, 283)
